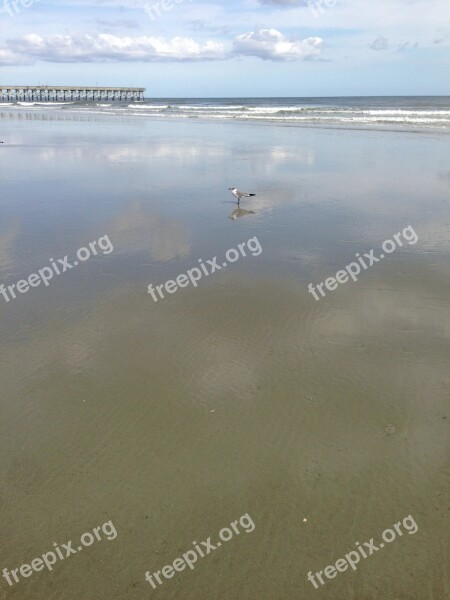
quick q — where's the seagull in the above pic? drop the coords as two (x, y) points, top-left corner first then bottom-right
(229, 187), (256, 203)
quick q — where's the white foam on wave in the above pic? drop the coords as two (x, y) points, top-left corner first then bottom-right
(366, 109), (450, 116)
(36, 101), (75, 105)
(15, 101), (75, 107)
(128, 104), (168, 109)
(3, 99), (449, 129)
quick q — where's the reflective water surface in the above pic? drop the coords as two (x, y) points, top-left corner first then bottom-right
(0, 111), (449, 600)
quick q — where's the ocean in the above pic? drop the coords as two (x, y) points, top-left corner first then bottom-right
(1, 96), (450, 130)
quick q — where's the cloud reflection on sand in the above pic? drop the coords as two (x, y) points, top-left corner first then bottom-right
(0, 113), (448, 600)
(0, 219), (21, 271)
(107, 200), (191, 262)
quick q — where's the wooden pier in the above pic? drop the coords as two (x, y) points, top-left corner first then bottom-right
(0, 86), (146, 102)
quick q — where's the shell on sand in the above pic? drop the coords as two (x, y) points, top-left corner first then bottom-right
(384, 424), (396, 435)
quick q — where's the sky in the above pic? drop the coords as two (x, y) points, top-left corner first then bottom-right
(0, 0), (449, 97)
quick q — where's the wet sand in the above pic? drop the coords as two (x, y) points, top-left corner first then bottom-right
(0, 111), (449, 599)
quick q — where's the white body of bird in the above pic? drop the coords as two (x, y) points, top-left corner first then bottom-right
(229, 187), (256, 201)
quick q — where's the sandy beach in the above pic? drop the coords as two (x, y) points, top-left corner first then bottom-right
(0, 108), (449, 599)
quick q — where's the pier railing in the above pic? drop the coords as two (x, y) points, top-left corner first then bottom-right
(0, 86), (146, 102)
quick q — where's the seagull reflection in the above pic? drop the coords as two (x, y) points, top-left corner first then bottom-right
(230, 207), (256, 220)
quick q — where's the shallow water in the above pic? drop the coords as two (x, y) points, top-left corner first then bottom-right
(0, 111), (449, 599)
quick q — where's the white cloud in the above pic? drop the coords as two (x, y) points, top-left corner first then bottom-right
(0, 47), (34, 66)
(258, 0), (308, 5)
(369, 36), (389, 50)
(95, 19), (140, 30)
(233, 28), (323, 60)
(3, 29), (325, 63)
(7, 33), (227, 62)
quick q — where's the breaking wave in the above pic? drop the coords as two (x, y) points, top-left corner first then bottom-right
(2, 98), (449, 130)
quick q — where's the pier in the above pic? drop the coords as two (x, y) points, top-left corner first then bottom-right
(0, 86), (146, 102)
